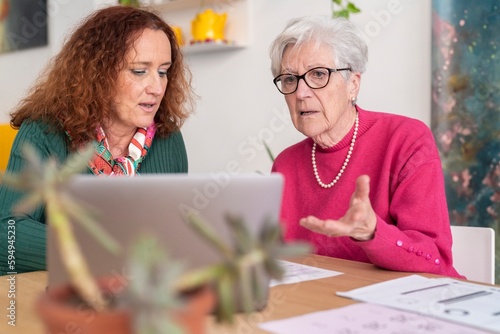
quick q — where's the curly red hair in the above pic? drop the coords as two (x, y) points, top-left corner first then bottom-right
(10, 5), (194, 150)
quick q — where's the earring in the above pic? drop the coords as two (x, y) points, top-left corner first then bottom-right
(351, 97), (357, 106)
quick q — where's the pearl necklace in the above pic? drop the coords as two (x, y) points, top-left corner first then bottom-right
(312, 112), (359, 189)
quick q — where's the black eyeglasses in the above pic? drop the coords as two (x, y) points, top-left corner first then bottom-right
(273, 67), (352, 95)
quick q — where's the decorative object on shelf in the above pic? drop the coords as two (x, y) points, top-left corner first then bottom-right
(172, 25), (185, 46)
(431, 0), (500, 284)
(191, 8), (227, 44)
(149, 0), (249, 54)
(331, 0), (361, 19)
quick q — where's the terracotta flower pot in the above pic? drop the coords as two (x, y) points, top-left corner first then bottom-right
(35, 276), (216, 334)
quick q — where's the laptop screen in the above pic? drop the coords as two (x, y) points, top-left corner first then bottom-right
(47, 173), (284, 309)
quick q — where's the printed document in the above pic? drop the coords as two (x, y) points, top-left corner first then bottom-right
(259, 302), (489, 334)
(270, 260), (342, 287)
(337, 274), (500, 333)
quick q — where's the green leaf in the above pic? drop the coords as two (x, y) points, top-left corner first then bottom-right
(0, 170), (30, 190)
(184, 211), (233, 258)
(334, 9), (350, 18)
(239, 265), (254, 314)
(20, 144), (44, 174)
(276, 242), (312, 258)
(251, 266), (266, 307)
(264, 259), (285, 279)
(59, 144), (95, 181)
(63, 194), (121, 255)
(260, 221), (281, 246)
(174, 263), (225, 292)
(12, 193), (43, 214)
(215, 274), (235, 323)
(0, 142), (112, 311)
(347, 2), (361, 13)
(263, 141), (275, 163)
(332, 0), (342, 5)
(226, 215), (254, 254)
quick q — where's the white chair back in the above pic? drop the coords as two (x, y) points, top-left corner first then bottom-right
(450, 225), (495, 284)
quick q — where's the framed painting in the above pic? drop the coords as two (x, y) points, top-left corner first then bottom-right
(431, 0), (499, 283)
(0, 0), (48, 54)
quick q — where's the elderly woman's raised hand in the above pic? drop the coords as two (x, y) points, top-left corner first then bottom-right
(299, 175), (377, 241)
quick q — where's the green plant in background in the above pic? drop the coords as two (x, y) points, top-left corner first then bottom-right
(331, 0), (361, 19)
(118, 0), (141, 7)
(0, 144), (120, 311)
(263, 141), (276, 163)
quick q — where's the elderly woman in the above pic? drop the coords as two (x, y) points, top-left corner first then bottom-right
(0, 6), (194, 274)
(270, 16), (462, 278)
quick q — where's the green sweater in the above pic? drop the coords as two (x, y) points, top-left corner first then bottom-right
(0, 121), (188, 275)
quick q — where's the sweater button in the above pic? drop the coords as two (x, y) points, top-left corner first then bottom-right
(416, 250), (423, 256)
(425, 254), (432, 260)
(396, 240), (403, 247)
(408, 246), (414, 253)
(434, 258), (440, 265)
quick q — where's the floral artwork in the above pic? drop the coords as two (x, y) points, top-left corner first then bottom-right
(431, 0), (499, 283)
(0, 0), (48, 54)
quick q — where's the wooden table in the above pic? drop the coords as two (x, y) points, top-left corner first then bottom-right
(0, 255), (451, 334)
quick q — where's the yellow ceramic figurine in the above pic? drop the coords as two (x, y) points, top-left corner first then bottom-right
(191, 8), (227, 43)
(172, 25), (184, 46)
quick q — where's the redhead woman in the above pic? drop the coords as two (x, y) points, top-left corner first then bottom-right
(0, 6), (194, 274)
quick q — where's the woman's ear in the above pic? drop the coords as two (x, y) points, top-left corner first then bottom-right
(349, 72), (361, 98)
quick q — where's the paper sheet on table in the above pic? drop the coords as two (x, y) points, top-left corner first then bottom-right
(259, 302), (489, 334)
(270, 260), (342, 287)
(337, 274), (500, 333)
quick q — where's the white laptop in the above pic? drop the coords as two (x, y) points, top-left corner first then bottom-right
(47, 173), (284, 310)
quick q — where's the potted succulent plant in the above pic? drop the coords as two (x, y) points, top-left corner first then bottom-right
(0, 144), (310, 333)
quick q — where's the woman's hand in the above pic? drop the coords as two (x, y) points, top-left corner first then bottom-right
(299, 175), (377, 241)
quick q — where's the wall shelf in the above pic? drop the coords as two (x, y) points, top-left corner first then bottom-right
(147, 0), (250, 55)
(147, 0), (229, 12)
(182, 41), (245, 54)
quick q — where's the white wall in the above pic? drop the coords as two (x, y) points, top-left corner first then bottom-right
(0, 0), (431, 174)
(0, 0), (113, 124)
(352, 0), (431, 123)
(182, 0), (431, 173)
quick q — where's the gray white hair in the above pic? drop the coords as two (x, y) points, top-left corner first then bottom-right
(269, 16), (368, 79)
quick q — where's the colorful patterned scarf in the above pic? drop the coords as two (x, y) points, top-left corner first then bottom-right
(88, 124), (156, 176)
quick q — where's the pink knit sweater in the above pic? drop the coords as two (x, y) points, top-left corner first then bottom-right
(272, 107), (463, 278)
